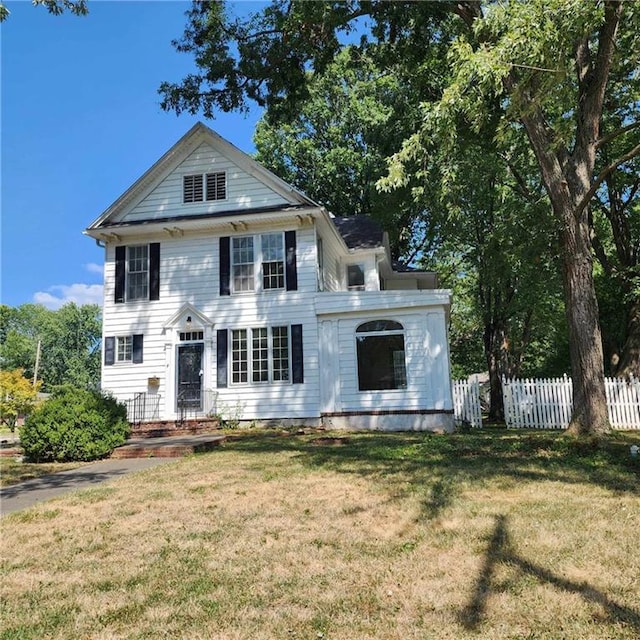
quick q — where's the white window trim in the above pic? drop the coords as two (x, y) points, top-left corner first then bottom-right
(346, 263), (366, 291)
(126, 245), (149, 302)
(231, 232), (286, 295)
(354, 320), (407, 392)
(116, 336), (133, 363)
(230, 325), (291, 386)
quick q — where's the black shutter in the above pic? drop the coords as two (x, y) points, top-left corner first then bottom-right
(104, 336), (115, 366)
(132, 334), (144, 364)
(217, 329), (228, 387)
(285, 230), (297, 291)
(114, 246), (126, 303)
(149, 243), (160, 301)
(220, 236), (231, 296)
(291, 324), (304, 384)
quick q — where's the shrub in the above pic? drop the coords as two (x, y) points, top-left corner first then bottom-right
(20, 386), (130, 462)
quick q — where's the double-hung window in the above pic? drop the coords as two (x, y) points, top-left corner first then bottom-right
(115, 243), (160, 303)
(232, 236), (255, 292)
(126, 245), (149, 301)
(231, 233), (285, 293)
(231, 326), (290, 384)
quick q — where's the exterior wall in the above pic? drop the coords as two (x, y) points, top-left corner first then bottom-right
(317, 292), (454, 432)
(124, 143), (289, 223)
(100, 223), (322, 422)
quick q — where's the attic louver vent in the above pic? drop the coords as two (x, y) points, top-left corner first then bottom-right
(206, 172), (226, 201)
(184, 172), (226, 203)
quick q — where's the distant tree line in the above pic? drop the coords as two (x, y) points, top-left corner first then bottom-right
(0, 303), (101, 392)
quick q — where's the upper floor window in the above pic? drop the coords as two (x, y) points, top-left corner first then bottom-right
(356, 320), (407, 391)
(127, 245), (148, 301)
(347, 264), (365, 291)
(183, 172), (226, 203)
(231, 233), (285, 293)
(220, 231), (297, 296)
(115, 243), (160, 304)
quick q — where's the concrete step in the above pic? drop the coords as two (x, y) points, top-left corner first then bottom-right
(110, 434), (226, 459)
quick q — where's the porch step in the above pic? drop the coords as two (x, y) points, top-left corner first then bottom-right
(110, 434), (226, 459)
(129, 418), (220, 439)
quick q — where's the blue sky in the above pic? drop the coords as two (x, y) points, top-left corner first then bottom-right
(1, 0), (265, 309)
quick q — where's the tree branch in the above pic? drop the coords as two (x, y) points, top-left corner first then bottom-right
(576, 142), (640, 217)
(573, 0), (622, 165)
(596, 120), (640, 149)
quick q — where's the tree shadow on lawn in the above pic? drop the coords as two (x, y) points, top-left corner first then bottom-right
(222, 429), (640, 504)
(459, 514), (640, 632)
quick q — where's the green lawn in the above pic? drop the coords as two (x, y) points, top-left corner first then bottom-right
(1, 428), (639, 639)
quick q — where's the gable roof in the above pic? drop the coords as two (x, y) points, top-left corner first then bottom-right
(85, 122), (320, 233)
(332, 216), (384, 250)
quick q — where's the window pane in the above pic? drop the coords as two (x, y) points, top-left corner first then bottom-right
(356, 320), (404, 333)
(357, 334), (406, 390)
(347, 264), (365, 290)
(271, 326), (289, 381)
(232, 237), (255, 291)
(252, 328), (269, 382)
(261, 234), (285, 290)
(116, 336), (132, 362)
(231, 329), (248, 383)
(127, 245), (148, 301)
(263, 261), (284, 290)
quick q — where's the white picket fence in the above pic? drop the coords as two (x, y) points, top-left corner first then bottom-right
(452, 379), (483, 428)
(502, 375), (640, 430)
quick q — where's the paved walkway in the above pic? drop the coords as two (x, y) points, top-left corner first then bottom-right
(0, 457), (178, 516)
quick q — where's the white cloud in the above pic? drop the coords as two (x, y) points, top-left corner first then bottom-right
(85, 262), (104, 276)
(33, 284), (104, 310)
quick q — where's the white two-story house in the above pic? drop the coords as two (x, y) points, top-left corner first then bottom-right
(84, 123), (454, 432)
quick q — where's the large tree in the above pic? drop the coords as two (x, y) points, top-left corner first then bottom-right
(254, 46), (564, 419)
(161, 0), (639, 434)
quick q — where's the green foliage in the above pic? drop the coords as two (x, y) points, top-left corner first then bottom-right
(0, 303), (101, 391)
(0, 0), (88, 22)
(20, 386), (129, 462)
(254, 46), (438, 258)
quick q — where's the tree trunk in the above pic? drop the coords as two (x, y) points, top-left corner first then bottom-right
(616, 298), (640, 378)
(483, 321), (506, 422)
(558, 207), (610, 435)
(519, 108), (612, 436)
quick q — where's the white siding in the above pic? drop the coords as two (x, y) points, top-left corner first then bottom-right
(100, 220), (453, 428)
(123, 143), (290, 223)
(101, 224), (321, 421)
(316, 292), (453, 416)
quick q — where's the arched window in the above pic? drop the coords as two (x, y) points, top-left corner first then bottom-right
(356, 320), (407, 391)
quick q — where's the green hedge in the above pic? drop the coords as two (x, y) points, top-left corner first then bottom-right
(20, 386), (130, 462)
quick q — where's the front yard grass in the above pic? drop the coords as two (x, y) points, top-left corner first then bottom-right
(1, 428), (639, 639)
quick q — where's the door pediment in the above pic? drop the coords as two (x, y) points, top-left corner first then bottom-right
(162, 303), (213, 333)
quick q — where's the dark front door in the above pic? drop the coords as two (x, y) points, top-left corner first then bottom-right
(177, 343), (204, 410)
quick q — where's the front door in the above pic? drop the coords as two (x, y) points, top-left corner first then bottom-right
(177, 343), (204, 410)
